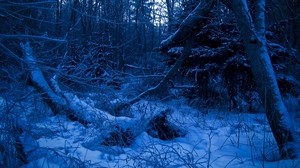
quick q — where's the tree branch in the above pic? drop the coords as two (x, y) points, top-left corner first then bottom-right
(116, 39), (193, 113)
(160, 0), (216, 50)
(1, 34), (67, 42)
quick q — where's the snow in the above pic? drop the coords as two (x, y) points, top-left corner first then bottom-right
(63, 92), (138, 131)
(168, 47), (184, 54)
(22, 42), (66, 106)
(15, 98), (300, 167)
(30, 69), (66, 105)
(4, 43), (300, 167)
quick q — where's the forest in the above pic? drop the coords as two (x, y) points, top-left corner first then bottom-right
(0, 0), (300, 167)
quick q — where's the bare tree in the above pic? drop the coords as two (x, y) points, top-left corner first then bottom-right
(296, 1), (300, 54)
(165, 0), (175, 32)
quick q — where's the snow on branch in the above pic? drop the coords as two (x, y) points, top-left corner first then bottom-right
(21, 42), (140, 129)
(160, 0), (216, 50)
(21, 42), (66, 106)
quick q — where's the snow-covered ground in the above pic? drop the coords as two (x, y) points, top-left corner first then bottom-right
(12, 97), (299, 168)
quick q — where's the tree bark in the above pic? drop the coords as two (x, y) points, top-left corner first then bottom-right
(223, 0), (297, 159)
(160, 0), (298, 159)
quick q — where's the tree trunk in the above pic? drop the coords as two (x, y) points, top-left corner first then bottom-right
(102, 109), (185, 146)
(21, 42), (90, 127)
(166, 0), (175, 33)
(20, 42), (184, 147)
(160, 0), (216, 50)
(222, 0), (297, 159)
(160, 0), (298, 159)
(56, 0), (62, 36)
(295, 0), (300, 55)
(69, 0), (79, 30)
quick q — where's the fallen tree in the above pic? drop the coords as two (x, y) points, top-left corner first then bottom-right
(21, 42), (90, 127)
(102, 109), (185, 146)
(21, 42), (185, 146)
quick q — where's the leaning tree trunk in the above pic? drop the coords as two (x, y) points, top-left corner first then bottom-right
(160, 0), (216, 50)
(115, 0), (216, 113)
(222, 0), (297, 159)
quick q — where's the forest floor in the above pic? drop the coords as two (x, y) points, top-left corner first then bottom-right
(12, 89), (299, 168)
(1, 56), (299, 167)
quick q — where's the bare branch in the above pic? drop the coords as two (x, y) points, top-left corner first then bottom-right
(0, 34), (67, 42)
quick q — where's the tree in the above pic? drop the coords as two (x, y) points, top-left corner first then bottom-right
(222, 0), (298, 159)
(160, 0), (216, 50)
(165, 0), (176, 32)
(130, 0), (154, 54)
(160, 0), (298, 159)
(296, 1), (300, 55)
